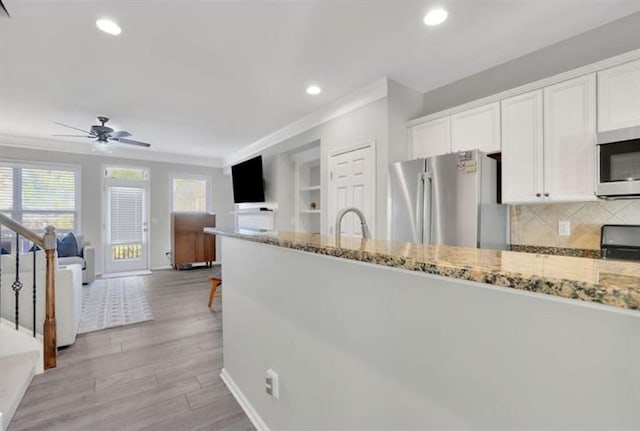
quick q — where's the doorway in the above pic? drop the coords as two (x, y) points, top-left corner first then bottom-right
(328, 142), (376, 238)
(103, 166), (150, 275)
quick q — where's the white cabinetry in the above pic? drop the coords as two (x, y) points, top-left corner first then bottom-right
(451, 102), (501, 153)
(409, 117), (450, 159)
(501, 90), (544, 203)
(598, 59), (640, 131)
(543, 74), (597, 202)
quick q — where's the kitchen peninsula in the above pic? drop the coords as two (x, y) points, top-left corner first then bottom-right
(207, 227), (640, 430)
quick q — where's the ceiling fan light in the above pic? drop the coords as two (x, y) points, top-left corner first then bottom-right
(93, 140), (115, 153)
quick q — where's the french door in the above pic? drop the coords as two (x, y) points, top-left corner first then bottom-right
(104, 181), (149, 274)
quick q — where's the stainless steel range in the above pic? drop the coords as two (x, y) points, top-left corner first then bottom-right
(600, 224), (640, 262)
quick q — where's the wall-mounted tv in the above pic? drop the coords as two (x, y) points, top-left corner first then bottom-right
(231, 155), (266, 204)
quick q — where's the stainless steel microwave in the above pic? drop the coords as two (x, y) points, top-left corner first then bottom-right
(597, 126), (640, 198)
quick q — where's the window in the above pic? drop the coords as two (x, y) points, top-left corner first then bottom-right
(0, 162), (80, 247)
(171, 174), (211, 212)
(105, 166), (149, 181)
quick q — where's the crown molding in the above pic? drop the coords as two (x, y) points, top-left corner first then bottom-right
(0, 134), (224, 168)
(223, 77), (389, 167)
(409, 48), (640, 126)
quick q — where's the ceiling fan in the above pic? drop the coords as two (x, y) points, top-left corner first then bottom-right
(53, 116), (151, 153)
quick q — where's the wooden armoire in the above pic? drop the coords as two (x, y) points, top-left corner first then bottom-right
(170, 212), (216, 269)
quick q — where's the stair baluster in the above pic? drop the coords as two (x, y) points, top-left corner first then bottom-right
(12, 235), (23, 330)
(0, 214), (57, 370)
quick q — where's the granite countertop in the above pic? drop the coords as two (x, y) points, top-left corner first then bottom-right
(205, 228), (640, 312)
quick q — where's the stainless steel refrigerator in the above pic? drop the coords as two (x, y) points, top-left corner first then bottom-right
(389, 150), (507, 249)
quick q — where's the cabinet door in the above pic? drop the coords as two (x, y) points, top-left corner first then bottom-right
(451, 102), (501, 153)
(543, 74), (597, 202)
(501, 90), (544, 204)
(409, 117), (450, 159)
(598, 59), (640, 131)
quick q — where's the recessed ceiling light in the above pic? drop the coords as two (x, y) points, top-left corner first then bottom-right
(306, 85), (322, 95)
(423, 8), (448, 26)
(96, 19), (122, 36)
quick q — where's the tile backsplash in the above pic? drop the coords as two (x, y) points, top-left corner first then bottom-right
(510, 200), (640, 250)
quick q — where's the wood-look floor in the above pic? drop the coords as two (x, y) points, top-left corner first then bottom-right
(9, 267), (255, 431)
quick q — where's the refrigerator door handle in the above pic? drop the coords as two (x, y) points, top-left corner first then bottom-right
(423, 174), (432, 244)
(416, 173), (425, 242)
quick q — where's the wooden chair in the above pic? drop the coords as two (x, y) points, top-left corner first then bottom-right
(208, 272), (222, 308)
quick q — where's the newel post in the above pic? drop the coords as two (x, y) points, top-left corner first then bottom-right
(43, 225), (57, 369)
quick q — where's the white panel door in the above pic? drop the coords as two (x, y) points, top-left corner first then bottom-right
(451, 102), (501, 153)
(501, 90), (544, 204)
(598, 59), (640, 131)
(105, 184), (149, 273)
(409, 117), (451, 159)
(543, 74), (597, 202)
(329, 144), (375, 239)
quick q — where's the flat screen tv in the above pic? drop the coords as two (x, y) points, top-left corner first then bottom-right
(231, 155), (266, 203)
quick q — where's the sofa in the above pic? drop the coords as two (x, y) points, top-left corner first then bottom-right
(57, 234), (96, 285)
(0, 251), (82, 347)
(1, 234), (95, 285)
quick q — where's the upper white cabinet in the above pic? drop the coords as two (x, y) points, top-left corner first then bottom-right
(598, 59), (640, 131)
(501, 90), (544, 204)
(409, 117), (450, 159)
(451, 102), (501, 153)
(543, 74), (597, 202)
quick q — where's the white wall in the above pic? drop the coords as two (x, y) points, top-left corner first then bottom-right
(223, 237), (640, 430)
(0, 145), (234, 274)
(256, 78), (422, 239)
(423, 11), (640, 115)
(259, 97), (388, 238)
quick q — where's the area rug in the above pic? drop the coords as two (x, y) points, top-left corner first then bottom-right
(78, 276), (153, 334)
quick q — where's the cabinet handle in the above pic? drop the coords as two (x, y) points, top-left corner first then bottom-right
(544, 193), (549, 197)
(536, 193), (541, 197)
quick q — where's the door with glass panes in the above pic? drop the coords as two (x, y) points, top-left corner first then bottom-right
(103, 167), (149, 274)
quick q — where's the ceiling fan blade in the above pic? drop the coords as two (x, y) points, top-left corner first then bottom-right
(52, 134), (92, 138)
(110, 130), (132, 139)
(53, 122), (92, 134)
(114, 138), (151, 148)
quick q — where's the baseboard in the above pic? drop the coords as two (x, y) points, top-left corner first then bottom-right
(220, 368), (270, 431)
(150, 265), (172, 270)
(100, 270), (152, 278)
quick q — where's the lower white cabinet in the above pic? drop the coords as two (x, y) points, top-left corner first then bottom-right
(451, 102), (501, 153)
(501, 90), (544, 203)
(543, 74), (597, 202)
(501, 75), (597, 204)
(409, 116), (450, 159)
(598, 58), (640, 131)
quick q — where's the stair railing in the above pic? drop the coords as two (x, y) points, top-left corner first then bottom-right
(0, 213), (57, 370)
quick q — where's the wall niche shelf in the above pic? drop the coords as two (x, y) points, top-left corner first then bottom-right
(292, 145), (321, 234)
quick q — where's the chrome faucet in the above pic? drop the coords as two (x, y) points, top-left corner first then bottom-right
(334, 207), (371, 243)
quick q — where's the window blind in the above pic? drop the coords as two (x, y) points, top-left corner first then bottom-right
(22, 168), (76, 210)
(172, 177), (208, 212)
(110, 187), (143, 244)
(0, 167), (12, 210)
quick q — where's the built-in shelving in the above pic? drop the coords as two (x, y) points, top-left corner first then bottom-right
(292, 145), (321, 234)
(300, 185), (321, 192)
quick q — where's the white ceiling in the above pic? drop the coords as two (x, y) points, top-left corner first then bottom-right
(1, 0), (639, 165)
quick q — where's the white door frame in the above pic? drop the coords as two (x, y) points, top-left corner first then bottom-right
(328, 140), (376, 237)
(102, 167), (151, 275)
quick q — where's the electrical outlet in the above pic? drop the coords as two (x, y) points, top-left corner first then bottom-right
(265, 369), (279, 399)
(558, 220), (571, 236)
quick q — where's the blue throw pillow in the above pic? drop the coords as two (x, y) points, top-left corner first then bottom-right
(0, 247), (9, 255)
(28, 245), (41, 252)
(57, 233), (79, 257)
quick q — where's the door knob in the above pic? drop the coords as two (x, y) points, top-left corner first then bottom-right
(536, 193), (541, 197)
(544, 192), (549, 197)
